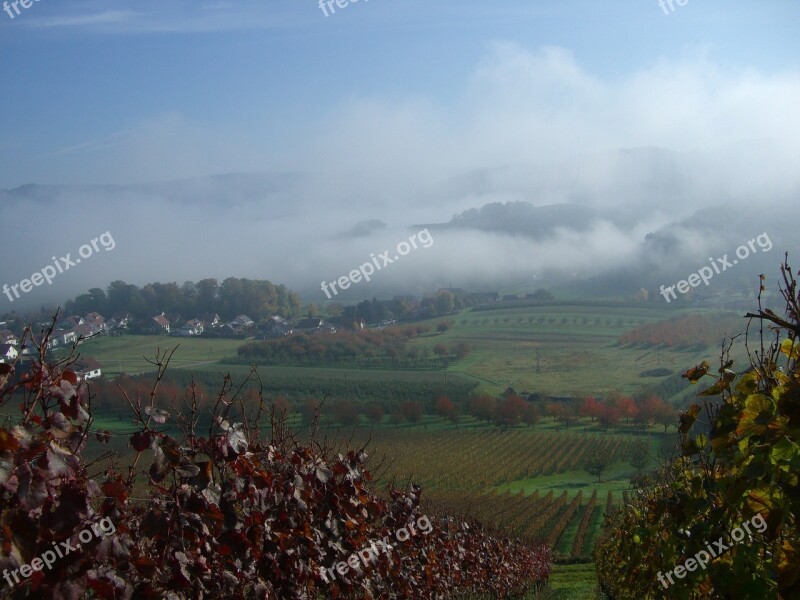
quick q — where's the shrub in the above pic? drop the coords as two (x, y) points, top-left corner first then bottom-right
(596, 261), (800, 599)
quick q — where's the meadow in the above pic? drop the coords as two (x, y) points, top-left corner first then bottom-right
(424, 303), (748, 400)
(75, 302), (746, 598)
(79, 302), (750, 404)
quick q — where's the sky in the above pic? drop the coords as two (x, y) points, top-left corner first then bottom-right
(0, 0), (798, 307)
(0, 0), (798, 186)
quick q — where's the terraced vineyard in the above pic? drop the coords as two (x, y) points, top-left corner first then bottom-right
(359, 429), (633, 559)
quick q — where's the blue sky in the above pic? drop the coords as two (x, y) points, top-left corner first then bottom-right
(0, 0), (798, 187)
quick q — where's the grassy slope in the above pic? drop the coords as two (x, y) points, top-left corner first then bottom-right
(70, 335), (244, 376)
(420, 304), (749, 398)
(79, 303), (749, 406)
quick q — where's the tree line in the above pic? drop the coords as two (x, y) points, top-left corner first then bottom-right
(235, 324), (470, 368)
(61, 277), (303, 321)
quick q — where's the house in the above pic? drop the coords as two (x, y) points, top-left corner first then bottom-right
(311, 322), (337, 335)
(230, 315), (255, 328)
(177, 319), (204, 336)
(295, 318), (323, 333)
(151, 314), (171, 334)
(260, 319), (292, 339)
(436, 287), (466, 296)
(264, 325), (292, 338)
(72, 357), (102, 381)
(0, 330), (18, 346)
(198, 313), (221, 328)
(54, 330), (78, 346)
(85, 312), (106, 331)
(187, 319), (204, 334)
(219, 323), (242, 337)
(469, 292), (499, 303)
(73, 323), (103, 340)
(110, 313), (131, 329)
(502, 294), (522, 301)
(164, 313), (183, 327)
(57, 315), (85, 330)
(0, 344), (18, 363)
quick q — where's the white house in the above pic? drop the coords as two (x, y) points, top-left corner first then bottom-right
(0, 344), (18, 363)
(177, 319), (204, 336)
(55, 330), (78, 346)
(0, 330), (18, 346)
(72, 357), (102, 381)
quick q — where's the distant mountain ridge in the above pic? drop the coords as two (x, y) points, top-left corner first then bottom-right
(436, 201), (612, 238)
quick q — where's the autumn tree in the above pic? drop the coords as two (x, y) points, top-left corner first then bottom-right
(364, 403), (385, 426)
(436, 320), (453, 333)
(615, 396), (639, 424)
(452, 342), (471, 360)
(580, 396), (602, 422)
(272, 393), (291, 417)
(332, 399), (360, 427)
(584, 452), (611, 482)
(301, 397), (321, 427)
(469, 395), (496, 424)
(435, 396), (460, 424)
(389, 410), (404, 427)
(597, 403), (621, 431)
(495, 395), (529, 428)
(522, 403), (540, 426)
(545, 402), (566, 422)
(399, 400), (423, 425)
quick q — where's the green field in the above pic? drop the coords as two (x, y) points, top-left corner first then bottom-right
(81, 303), (749, 405)
(419, 304), (748, 399)
(76, 303), (742, 599)
(70, 335), (245, 376)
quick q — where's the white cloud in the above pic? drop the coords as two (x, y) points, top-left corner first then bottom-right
(3, 44), (798, 303)
(28, 10), (138, 28)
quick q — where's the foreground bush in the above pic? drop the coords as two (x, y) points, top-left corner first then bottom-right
(0, 336), (548, 599)
(595, 258), (800, 599)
